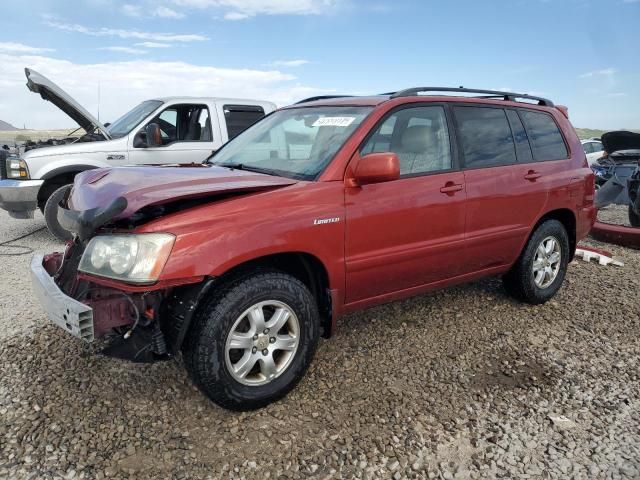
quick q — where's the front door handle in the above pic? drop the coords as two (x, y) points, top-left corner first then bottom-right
(524, 170), (542, 181)
(440, 182), (464, 195)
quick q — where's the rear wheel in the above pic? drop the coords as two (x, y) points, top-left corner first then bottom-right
(183, 271), (320, 410)
(629, 205), (640, 227)
(503, 219), (570, 304)
(43, 184), (73, 242)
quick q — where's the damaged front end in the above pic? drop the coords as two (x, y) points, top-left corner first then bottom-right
(31, 193), (192, 363)
(32, 239), (171, 363)
(30, 164), (298, 362)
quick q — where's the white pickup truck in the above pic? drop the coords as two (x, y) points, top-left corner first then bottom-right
(0, 68), (276, 239)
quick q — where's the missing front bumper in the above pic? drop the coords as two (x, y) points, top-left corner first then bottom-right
(30, 254), (94, 342)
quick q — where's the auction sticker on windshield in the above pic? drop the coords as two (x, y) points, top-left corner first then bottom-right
(312, 117), (356, 127)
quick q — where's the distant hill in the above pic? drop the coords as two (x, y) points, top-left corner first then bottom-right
(575, 127), (640, 140)
(0, 120), (19, 131)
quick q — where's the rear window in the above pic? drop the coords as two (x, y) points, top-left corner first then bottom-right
(224, 105), (266, 140)
(453, 106), (517, 168)
(518, 110), (568, 161)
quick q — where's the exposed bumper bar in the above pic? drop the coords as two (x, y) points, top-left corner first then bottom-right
(30, 253), (95, 342)
(0, 179), (43, 218)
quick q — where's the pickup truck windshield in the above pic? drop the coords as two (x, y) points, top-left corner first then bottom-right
(106, 100), (163, 138)
(209, 106), (372, 180)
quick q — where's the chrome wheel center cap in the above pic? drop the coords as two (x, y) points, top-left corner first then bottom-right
(255, 335), (269, 350)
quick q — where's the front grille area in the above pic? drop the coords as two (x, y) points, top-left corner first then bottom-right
(0, 150), (7, 179)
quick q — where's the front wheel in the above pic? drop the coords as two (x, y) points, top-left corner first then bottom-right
(183, 271), (320, 410)
(629, 205), (640, 227)
(43, 184), (73, 242)
(503, 219), (570, 304)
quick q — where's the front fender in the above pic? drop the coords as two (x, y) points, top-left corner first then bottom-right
(36, 160), (109, 180)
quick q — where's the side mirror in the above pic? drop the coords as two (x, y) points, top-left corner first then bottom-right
(353, 152), (400, 186)
(133, 131), (147, 148)
(145, 123), (162, 148)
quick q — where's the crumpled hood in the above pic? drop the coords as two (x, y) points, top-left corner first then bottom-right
(602, 130), (640, 154)
(69, 164), (298, 220)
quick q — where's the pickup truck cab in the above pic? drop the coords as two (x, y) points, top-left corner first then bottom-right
(30, 87), (595, 410)
(0, 68), (275, 239)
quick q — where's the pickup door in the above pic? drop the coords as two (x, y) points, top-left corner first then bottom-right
(127, 101), (268, 165)
(345, 104), (467, 304)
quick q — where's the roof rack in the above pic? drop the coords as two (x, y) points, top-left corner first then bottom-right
(295, 95), (353, 104)
(390, 87), (554, 107)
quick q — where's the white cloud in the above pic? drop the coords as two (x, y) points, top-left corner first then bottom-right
(579, 68), (616, 78)
(154, 6), (186, 18)
(45, 19), (207, 42)
(121, 4), (142, 16)
(224, 11), (250, 19)
(606, 92), (627, 97)
(0, 42), (55, 54)
(135, 42), (172, 48)
(0, 52), (332, 129)
(268, 59), (311, 67)
(99, 46), (148, 54)
(173, 0), (339, 18)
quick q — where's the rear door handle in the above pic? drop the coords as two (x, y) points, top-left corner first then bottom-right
(524, 170), (542, 181)
(440, 182), (464, 194)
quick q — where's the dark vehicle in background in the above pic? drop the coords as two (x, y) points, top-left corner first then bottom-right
(592, 131), (640, 226)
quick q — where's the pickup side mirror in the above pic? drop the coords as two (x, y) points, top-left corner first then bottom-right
(145, 123), (162, 148)
(353, 152), (400, 186)
(133, 131), (147, 148)
(134, 123), (162, 148)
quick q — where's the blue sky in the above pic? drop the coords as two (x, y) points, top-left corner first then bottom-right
(0, 0), (638, 130)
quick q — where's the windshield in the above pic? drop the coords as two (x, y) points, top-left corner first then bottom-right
(106, 100), (163, 138)
(208, 106), (372, 180)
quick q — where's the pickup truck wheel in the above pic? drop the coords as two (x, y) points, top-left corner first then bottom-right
(44, 184), (73, 242)
(629, 205), (640, 227)
(502, 219), (569, 304)
(183, 271), (320, 411)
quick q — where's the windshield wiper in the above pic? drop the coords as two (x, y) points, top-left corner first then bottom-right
(216, 163), (277, 176)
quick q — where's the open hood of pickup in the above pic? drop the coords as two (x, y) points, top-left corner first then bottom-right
(601, 130), (640, 154)
(68, 164), (297, 221)
(25, 68), (111, 140)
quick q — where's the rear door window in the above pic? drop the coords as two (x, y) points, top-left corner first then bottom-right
(518, 110), (568, 161)
(453, 106), (517, 168)
(224, 105), (266, 140)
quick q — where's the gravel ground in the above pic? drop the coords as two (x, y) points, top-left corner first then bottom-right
(1, 210), (639, 480)
(597, 204), (632, 227)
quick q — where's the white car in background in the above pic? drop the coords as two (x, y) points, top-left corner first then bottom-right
(581, 138), (604, 166)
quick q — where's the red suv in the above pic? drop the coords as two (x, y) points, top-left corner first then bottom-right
(31, 87), (596, 410)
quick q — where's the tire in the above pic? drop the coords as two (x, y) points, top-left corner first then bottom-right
(629, 205), (640, 227)
(44, 184), (73, 242)
(502, 219), (570, 305)
(183, 271), (320, 410)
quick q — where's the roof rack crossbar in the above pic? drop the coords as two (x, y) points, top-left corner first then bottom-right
(295, 95), (353, 104)
(390, 87), (554, 107)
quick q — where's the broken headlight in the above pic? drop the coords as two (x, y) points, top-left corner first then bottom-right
(79, 234), (175, 284)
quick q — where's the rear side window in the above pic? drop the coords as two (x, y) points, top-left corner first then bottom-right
(506, 110), (533, 163)
(518, 110), (568, 161)
(453, 106), (516, 168)
(224, 105), (266, 140)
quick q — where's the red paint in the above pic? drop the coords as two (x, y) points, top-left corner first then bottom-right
(67, 94), (596, 334)
(590, 221), (640, 250)
(71, 165), (297, 219)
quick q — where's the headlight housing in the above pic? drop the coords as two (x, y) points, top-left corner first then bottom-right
(7, 158), (30, 179)
(79, 234), (175, 284)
